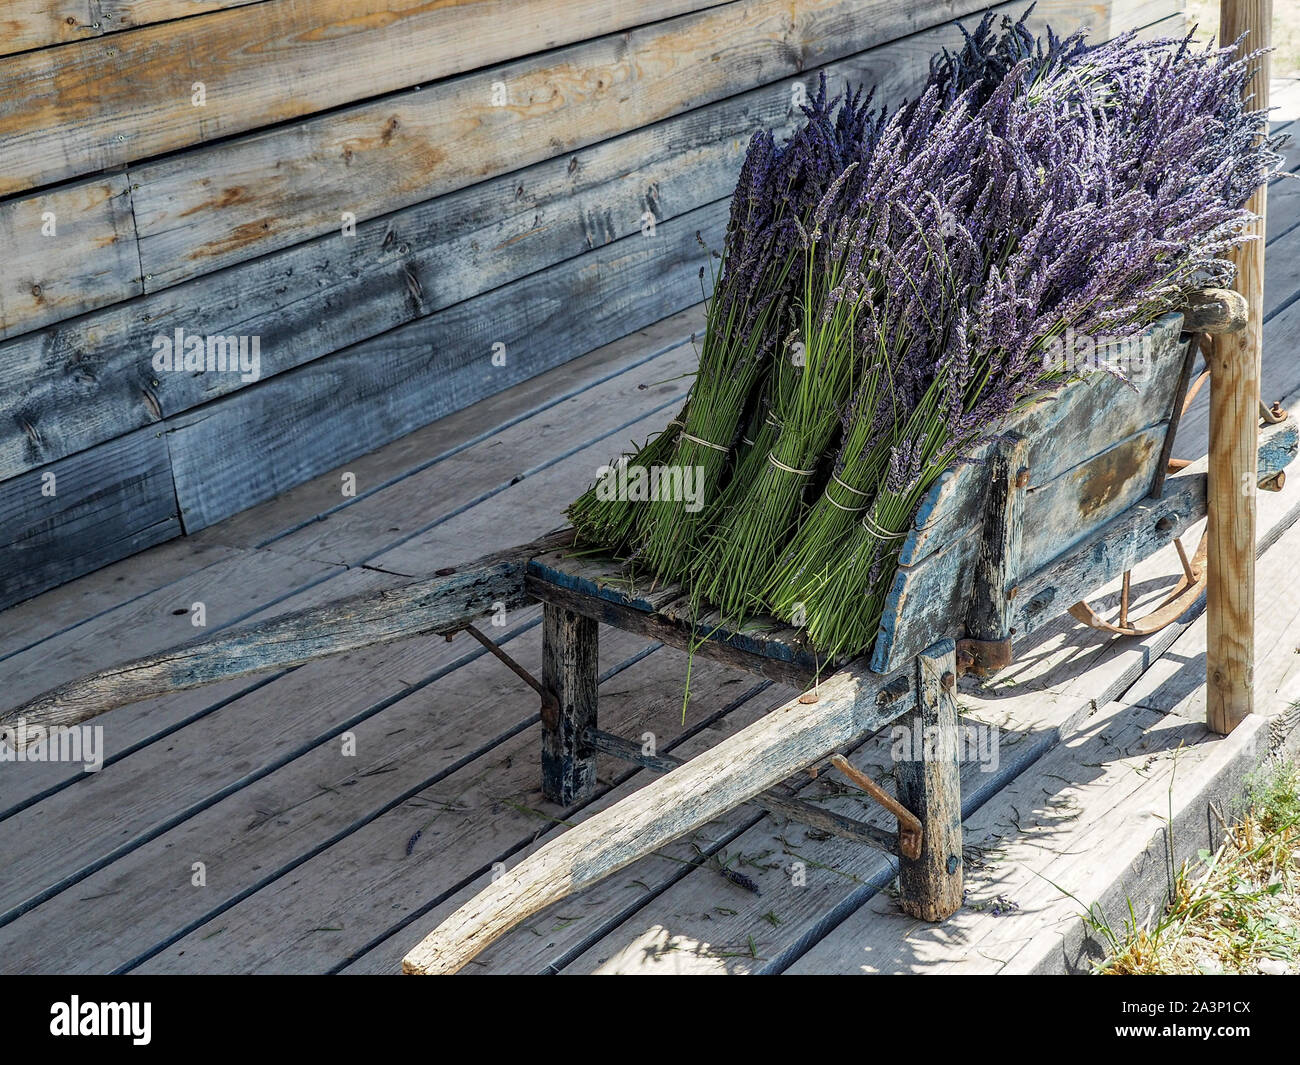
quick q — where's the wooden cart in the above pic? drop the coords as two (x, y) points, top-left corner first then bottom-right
(2, 291), (1295, 975)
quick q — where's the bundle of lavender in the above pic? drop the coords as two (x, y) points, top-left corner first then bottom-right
(568, 10), (1281, 662)
(567, 79), (885, 569)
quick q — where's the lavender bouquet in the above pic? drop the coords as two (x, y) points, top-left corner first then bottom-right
(786, 30), (1282, 658)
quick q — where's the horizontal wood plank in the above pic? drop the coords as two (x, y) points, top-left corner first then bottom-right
(0, 0), (733, 194)
(165, 198), (726, 531)
(0, 532), (567, 741)
(402, 658), (912, 973)
(0, 173), (140, 341)
(0, 2), (97, 57)
(0, 2), (276, 58)
(0, 426), (179, 609)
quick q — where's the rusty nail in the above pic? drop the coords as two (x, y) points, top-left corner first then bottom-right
(1007, 585), (1018, 600)
(941, 671), (956, 691)
(1015, 468), (1030, 488)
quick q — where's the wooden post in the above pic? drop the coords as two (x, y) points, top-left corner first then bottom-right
(965, 432), (1029, 648)
(895, 639), (963, 920)
(1207, 0), (1270, 735)
(540, 603), (599, 804)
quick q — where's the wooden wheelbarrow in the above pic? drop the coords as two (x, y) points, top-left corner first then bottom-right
(2, 291), (1295, 974)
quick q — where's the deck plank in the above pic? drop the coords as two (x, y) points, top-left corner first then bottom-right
(416, 475), (1300, 974)
(127, 648), (768, 974)
(0, 309), (696, 800)
(0, 618), (662, 973)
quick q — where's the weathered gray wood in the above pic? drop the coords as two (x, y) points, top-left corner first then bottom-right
(0, 2), (268, 58)
(1019, 423), (1168, 575)
(526, 577), (822, 688)
(126, 0), (984, 283)
(898, 314), (1189, 566)
(1179, 287), (1248, 334)
(0, 426), (179, 611)
(895, 639), (963, 921)
(401, 658), (916, 974)
(0, 551), (345, 815)
(0, 1), (1184, 484)
(871, 535), (975, 674)
(1014, 416), (1298, 636)
(393, 377), (1293, 979)
(164, 199), (724, 532)
(0, 323), (700, 799)
(0, 97), (740, 478)
(1015, 474), (1207, 637)
(964, 433), (1029, 644)
(526, 545), (846, 688)
(0, 174), (141, 342)
(0, 0), (1090, 482)
(541, 604), (600, 804)
(876, 422), (1200, 672)
(0, 2), (98, 56)
(583, 727), (900, 851)
(0, 531), (572, 743)
(0, 613), (659, 957)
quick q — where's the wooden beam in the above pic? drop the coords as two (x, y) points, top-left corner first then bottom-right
(526, 576), (823, 689)
(401, 659), (916, 974)
(540, 604), (599, 804)
(584, 727), (901, 851)
(1208, 0), (1270, 734)
(0, 532), (571, 745)
(895, 640), (963, 921)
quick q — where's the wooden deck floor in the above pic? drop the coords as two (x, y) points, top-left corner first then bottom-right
(3, 102), (1300, 976)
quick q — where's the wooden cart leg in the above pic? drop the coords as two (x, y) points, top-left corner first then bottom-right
(540, 602), (599, 805)
(895, 638), (963, 920)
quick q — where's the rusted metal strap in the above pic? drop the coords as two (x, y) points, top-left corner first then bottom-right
(460, 624), (558, 714)
(829, 754), (922, 860)
(584, 728), (902, 855)
(955, 636), (1013, 678)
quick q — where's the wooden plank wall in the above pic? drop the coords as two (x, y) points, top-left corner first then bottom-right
(0, 0), (1184, 609)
